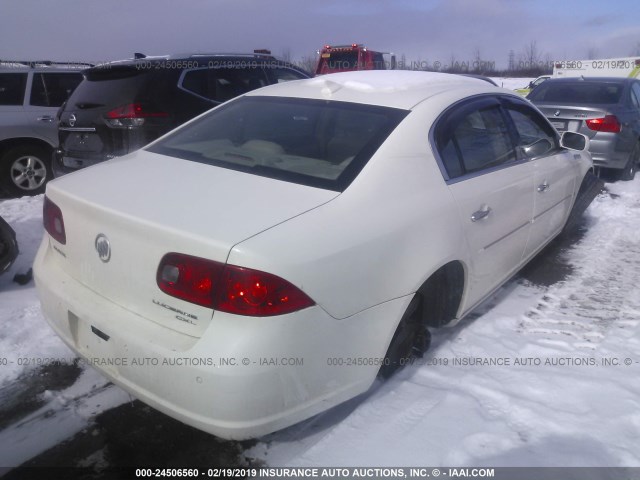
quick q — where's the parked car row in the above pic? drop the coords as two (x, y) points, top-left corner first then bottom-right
(0, 52), (310, 197)
(35, 70), (601, 439)
(3, 53), (638, 197)
(54, 52), (310, 175)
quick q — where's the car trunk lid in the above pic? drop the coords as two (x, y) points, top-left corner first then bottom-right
(45, 151), (338, 336)
(535, 105), (611, 136)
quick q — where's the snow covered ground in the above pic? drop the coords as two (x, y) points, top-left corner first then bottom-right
(492, 77), (534, 90)
(0, 86), (639, 469)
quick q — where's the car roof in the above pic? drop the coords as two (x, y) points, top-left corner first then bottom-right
(0, 60), (91, 72)
(245, 70), (509, 110)
(543, 77), (632, 84)
(92, 53), (301, 70)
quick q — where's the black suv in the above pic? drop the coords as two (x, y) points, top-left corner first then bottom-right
(55, 52), (310, 173)
(0, 61), (87, 196)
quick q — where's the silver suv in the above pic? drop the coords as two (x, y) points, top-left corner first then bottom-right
(0, 61), (87, 196)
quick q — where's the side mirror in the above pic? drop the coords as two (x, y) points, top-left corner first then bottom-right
(522, 138), (553, 157)
(559, 131), (589, 151)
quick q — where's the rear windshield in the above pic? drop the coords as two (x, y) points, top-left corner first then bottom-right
(68, 67), (158, 108)
(528, 81), (624, 104)
(147, 96), (408, 191)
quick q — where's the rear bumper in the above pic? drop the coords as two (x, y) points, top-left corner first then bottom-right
(52, 149), (111, 176)
(33, 236), (409, 439)
(588, 134), (630, 170)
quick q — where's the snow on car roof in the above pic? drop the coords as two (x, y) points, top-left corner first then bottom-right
(247, 70), (501, 109)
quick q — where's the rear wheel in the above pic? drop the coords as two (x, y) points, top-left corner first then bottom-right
(0, 145), (52, 197)
(619, 143), (640, 181)
(562, 172), (604, 235)
(379, 295), (431, 379)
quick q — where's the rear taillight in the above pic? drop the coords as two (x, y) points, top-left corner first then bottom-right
(157, 253), (223, 308)
(585, 115), (621, 133)
(105, 103), (168, 127)
(43, 196), (66, 245)
(216, 265), (315, 316)
(157, 253), (315, 316)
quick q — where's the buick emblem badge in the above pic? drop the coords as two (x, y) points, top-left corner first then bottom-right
(554, 110), (561, 117)
(95, 234), (111, 263)
(69, 114), (76, 127)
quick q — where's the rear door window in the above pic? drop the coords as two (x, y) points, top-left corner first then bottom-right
(434, 99), (517, 179)
(180, 67), (269, 103)
(30, 72), (83, 107)
(0, 73), (27, 105)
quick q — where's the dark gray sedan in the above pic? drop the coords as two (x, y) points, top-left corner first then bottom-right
(528, 77), (640, 180)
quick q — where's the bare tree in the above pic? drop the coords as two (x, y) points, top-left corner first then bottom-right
(472, 47), (482, 72)
(400, 53), (408, 70)
(298, 55), (317, 74)
(280, 48), (292, 63)
(508, 50), (515, 71)
(631, 42), (640, 56)
(448, 52), (457, 72)
(586, 47), (598, 60)
(520, 40), (540, 69)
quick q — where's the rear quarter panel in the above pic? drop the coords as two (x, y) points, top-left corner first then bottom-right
(228, 103), (470, 320)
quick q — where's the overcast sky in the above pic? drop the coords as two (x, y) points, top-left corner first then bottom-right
(1, 0), (639, 70)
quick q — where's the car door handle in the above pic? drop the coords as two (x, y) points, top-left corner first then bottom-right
(37, 116), (54, 122)
(537, 181), (550, 192)
(471, 207), (492, 222)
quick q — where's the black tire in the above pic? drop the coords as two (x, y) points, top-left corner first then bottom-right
(562, 171), (604, 236)
(379, 295), (431, 379)
(619, 143), (640, 181)
(0, 145), (53, 197)
(0, 216), (19, 274)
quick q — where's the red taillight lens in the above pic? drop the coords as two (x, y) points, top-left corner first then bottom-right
(585, 115), (621, 133)
(106, 103), (168, 119)
(156, 253), (315, 316)
(157, 253), (224, 308)
(105, 103), (168, 127)
(216, 265), (315, 316)
(43, 196), (66, 245)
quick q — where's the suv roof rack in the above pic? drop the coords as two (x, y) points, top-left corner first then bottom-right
(0, 60), (93, 68)
(186, 52), (276, 60)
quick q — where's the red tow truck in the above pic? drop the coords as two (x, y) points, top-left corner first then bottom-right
(315, 43), (396, 75)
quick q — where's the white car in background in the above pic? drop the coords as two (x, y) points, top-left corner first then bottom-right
(35, 71), (594, 439)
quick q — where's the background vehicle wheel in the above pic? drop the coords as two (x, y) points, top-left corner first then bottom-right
(379, 295), (431, 379)
(0, 145), (52, 197)
(619, 143), (640, 181)
(0, 216), (19, 274)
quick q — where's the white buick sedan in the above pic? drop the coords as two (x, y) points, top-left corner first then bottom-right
(35, 71), (593, 439)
